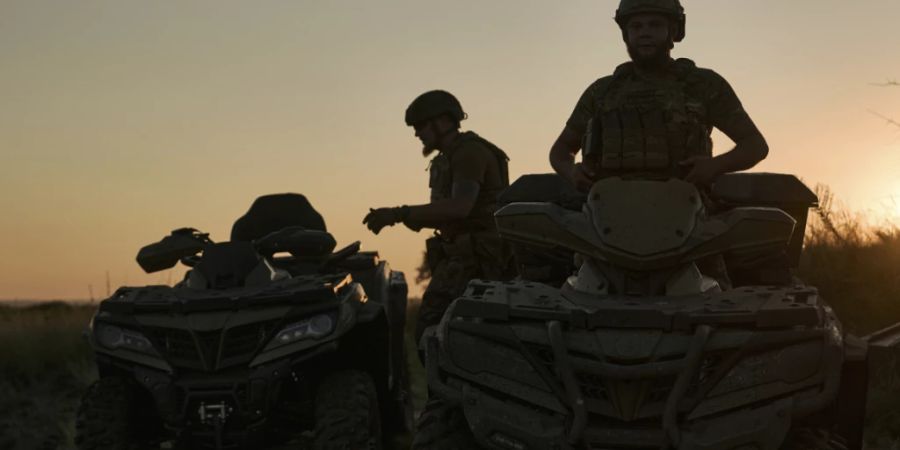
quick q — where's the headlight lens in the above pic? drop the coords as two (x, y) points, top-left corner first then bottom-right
(95, 324), (156, 354)
(271, 313), (335, 348)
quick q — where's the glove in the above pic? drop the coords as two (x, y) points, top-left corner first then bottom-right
(363, 206), (409, 235)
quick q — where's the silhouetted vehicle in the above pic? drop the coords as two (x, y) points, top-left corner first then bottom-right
(416, 174), (870, 450)
(77, 194), (411, 450)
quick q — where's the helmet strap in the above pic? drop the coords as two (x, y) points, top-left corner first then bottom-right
(432, 118), (460, 148)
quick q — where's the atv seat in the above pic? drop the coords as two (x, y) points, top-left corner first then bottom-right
(231, 193), (327, 242)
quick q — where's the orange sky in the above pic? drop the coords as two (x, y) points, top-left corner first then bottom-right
(2, 0), (899, 300)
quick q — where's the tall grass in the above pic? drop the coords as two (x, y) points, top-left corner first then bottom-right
(0, 302), (96, 450)
(801, 186), (900, 334)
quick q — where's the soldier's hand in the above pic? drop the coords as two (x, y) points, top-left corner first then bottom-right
(363, 207), (400, 235)
(569, 163), (595, 193)
(680, 156), (723, 185)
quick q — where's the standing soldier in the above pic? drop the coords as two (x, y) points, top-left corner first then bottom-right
(549, 0), (768, 193)
(363, 90), (512, 344)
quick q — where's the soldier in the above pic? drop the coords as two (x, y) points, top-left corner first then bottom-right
(363, 90), (512, 344)
(549, 0), (768, 193)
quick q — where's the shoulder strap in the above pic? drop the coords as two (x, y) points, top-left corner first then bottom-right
(673, 58), (703, 84)
(593, 63), (632, 111)
(449, 132), (509, 186)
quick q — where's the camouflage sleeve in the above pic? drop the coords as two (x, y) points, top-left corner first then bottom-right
(564, 79), (605, 137)
(705, 71), (758, 139)
(450, 141), (489, 184)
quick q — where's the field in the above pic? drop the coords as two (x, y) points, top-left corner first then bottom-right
(0, 302), (97, 449)
(0, 210), (898, 449)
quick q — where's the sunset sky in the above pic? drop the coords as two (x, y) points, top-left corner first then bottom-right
(2, 0), (900, 300)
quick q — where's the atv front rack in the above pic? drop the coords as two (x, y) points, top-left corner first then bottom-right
(428, 322), (714, 448)
(426, 281), (847, 450)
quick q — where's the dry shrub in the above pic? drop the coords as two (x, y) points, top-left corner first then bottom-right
(802, 185), (900, 334)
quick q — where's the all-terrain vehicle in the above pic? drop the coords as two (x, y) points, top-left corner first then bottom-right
(77, 194), (412, 450)
(416, 174), (871, 450)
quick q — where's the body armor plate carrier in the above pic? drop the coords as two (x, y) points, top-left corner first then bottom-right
(429, 131), (510, 236)
(583, 58), (712, 179)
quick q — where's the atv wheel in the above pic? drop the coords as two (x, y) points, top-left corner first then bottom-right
(412, 397), (481, 450)
(312, 370), (382, 450)
(781, 427), (849, 450)
(75, 377), (152, 450)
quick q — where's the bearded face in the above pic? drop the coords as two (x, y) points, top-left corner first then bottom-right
(624, 12), (675, 69)
(414, 121), (439, 156)
(413, 115), (458, 156)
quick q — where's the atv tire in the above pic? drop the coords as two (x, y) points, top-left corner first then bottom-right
(312, 370), (382, 450)
(781, 427), (849, 450)
(75, 377), (151, 450)
(412, 397), (481, 450)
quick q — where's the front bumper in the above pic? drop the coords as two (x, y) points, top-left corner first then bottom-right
(446, 379), (793, 450)
(99, 339), (337, 449)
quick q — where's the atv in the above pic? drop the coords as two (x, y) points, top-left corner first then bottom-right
(415, 174), (871, 450)
(76, 194), (412, 450)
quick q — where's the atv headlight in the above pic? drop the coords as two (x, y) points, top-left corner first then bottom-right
(95, 324), (156, 354)
(271, 313), (335, 348)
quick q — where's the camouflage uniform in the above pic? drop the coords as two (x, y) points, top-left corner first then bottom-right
(568, 58), (756, 180)
(415, 131), (512, 343)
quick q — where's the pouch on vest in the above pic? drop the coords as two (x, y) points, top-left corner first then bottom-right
(428, 154), (452, 202)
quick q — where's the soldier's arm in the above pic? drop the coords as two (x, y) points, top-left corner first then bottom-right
(550, 81), (601, 191)
(549, 127), (594, 192)
(713, 118), (768, 171)
(402, 181), (480, 230)
(682, 75), (768, 184)
(402, 146), (487, 230)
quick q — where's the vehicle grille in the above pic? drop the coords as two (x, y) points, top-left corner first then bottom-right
(522, 343), (679, 420)
(575, 371), (610, 402)
(145, 328), (201, 366)
(144, 321), (279, 370)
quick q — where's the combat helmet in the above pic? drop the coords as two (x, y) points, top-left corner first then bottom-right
(614, 0), (686, 42)
(404, 90), (467, 126)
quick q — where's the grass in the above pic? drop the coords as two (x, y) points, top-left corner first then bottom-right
(0, 302), (96, 450)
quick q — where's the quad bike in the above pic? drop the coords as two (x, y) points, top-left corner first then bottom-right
(76, 194), (412, 450)
(416, 173), (878, 450)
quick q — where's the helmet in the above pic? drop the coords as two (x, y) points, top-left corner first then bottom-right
(404, 90), (467, 126)
(614, 0), (686, 42)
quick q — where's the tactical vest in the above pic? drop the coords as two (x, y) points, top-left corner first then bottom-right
(583, 58), (712, 178)
(429, 131), (510, 236)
